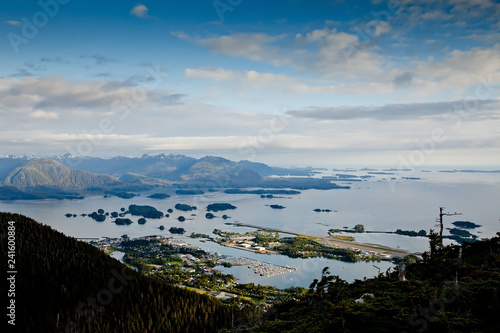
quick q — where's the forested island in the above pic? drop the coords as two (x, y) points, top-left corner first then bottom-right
(224, 189), (301, 195)
(174, 203), (197, 211)
(206, 203), (237, 212)
(128, 204), (164, 218)
(169, 227), (185, 234)
(176, 189), (205, 195)
(114, 218), (133, 225)
(107, 191), (137, 199)
(147, 193), (170, 199)
(330, 224), (478, 244)
(452, 221), (481, 229)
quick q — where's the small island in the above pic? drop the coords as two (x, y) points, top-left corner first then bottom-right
(268, 204), (285, 209)
(452, 221), (481, 229)
(114, 218), (133, 225)
(206, 203), (237, 212)
(147, 193), (170, 199)
(176, 190), (205, 195)
(329, 225), (428, 237)
(445, 228), (478, 244)
(174, 203), (197, 211)
(108, 191), (137, 199)
(138, 218), (147, 225)
(224, 189), (301, 195)
(89, 212), (106, 222)
(395, 229), (427, 237)
(313, 208), (333, 212)
(129, 204), (164, 219)
(169, 227), (186, 234)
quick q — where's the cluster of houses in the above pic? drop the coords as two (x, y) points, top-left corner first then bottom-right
(175, 253), (199, 264)
(235, 240), (267, 253)
(228, 235), (268, 253)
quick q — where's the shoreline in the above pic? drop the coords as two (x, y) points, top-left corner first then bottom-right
(219, 242), (279, 255)
(226, 222), (414, 258)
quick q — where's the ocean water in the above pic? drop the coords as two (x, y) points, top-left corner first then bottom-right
(1, 168), (499, 288)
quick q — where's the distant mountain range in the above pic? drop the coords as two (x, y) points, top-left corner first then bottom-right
(0, 154), (349, 199)
(4, 159), (121, 189)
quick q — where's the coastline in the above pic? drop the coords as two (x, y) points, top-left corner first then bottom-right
(226, 222), (414, 258)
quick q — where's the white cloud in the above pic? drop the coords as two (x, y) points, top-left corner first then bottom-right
(196, 33), (292, 66)
(30, 110), (59, 119)
(449, 0), (497, 10)
(0, 76), (182, 115)
(180, 28), (388, 79)
(170, 31), (190, 40)
(407, 47), (500, 97)
(130, 4), (149, 18)
(401, 0), (498, 24)
(185, 67), (236, 81)
(183, 41), (500, 102)
(303, 28), (330, 42)
(287, 99), (500, 121)
(420, 10), (454, 20)
(4, 20), (22, 26)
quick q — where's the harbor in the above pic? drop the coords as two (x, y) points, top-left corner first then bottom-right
(223, 256), (296, 277)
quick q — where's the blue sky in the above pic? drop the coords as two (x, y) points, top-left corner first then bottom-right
(0, 0), (499, 166)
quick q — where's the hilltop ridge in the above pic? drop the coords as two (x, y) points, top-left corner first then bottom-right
(0, 154), (349, 200)
(0, 212), (237, 332)
(3, 159), (122, 189)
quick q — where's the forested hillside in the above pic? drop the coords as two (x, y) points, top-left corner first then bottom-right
(0, 212), (242, 333)
(247, 231), (500, 332)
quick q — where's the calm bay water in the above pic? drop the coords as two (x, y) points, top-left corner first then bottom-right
(1, 169), (499, 288)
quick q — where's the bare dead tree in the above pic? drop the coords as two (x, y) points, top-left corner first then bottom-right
(436, 207), (462, 245)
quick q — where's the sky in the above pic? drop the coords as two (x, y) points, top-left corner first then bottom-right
(0, 0), (499, 167)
